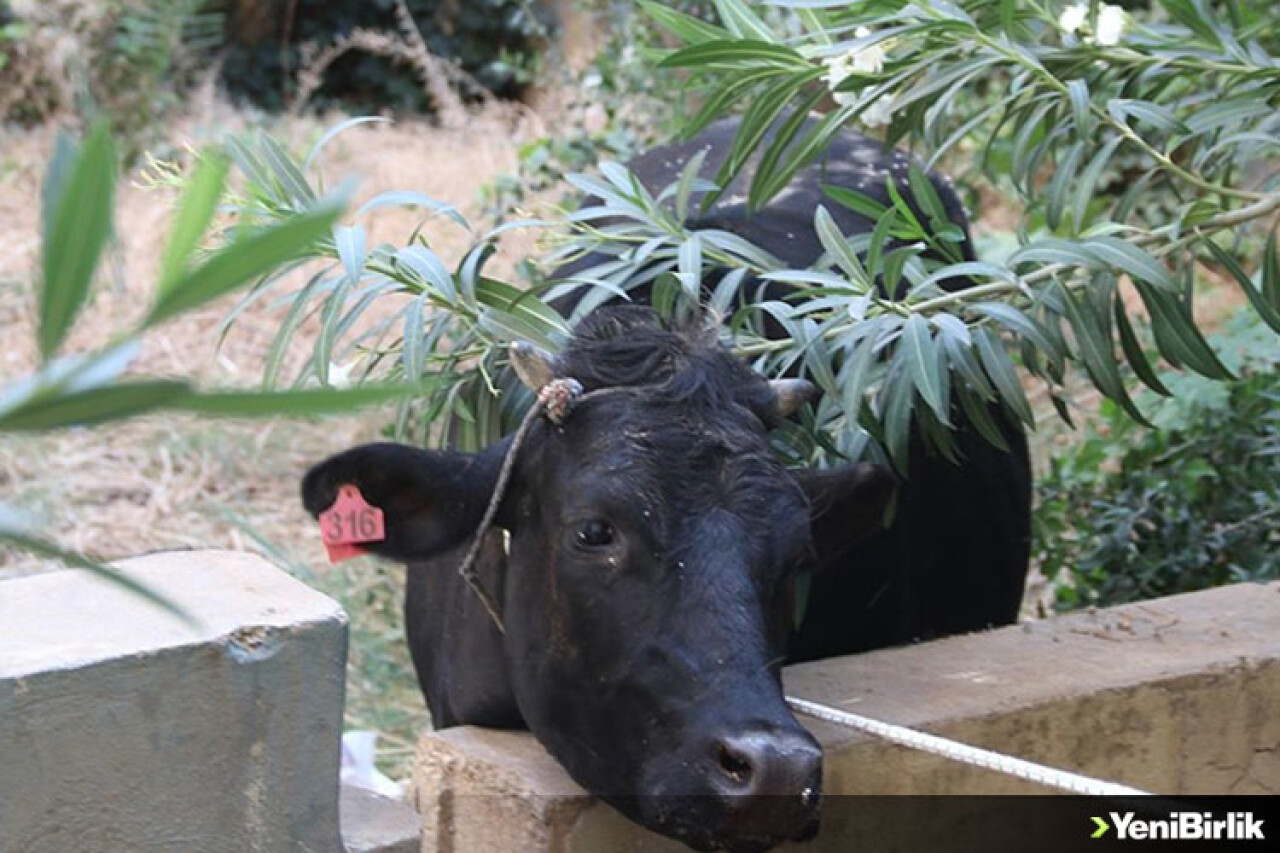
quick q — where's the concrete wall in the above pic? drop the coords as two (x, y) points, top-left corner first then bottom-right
(412, 581), (1280, 852)
(0, 550), (348, 853)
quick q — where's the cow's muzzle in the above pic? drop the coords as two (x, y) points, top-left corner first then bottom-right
(705, 726), (823, 848)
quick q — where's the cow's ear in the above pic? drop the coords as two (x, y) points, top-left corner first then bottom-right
(301, 438), (512, 562)
(794, 462), (897, 567)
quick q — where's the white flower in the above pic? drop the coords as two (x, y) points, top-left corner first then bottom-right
(327, 359), (357, 389)
(1059, 3), (1127, 46)
(862, 94), (896, 128)
(833, 91), (859, 108)
(822, 53), (855, 90)
(1095, 4), (1127, 45)
(1058, 4), (1087, 35)
(821, 26), (886, 94)
(850, 26), (886, 75)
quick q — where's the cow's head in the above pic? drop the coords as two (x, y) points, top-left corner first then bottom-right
(303, 307), (894, 852)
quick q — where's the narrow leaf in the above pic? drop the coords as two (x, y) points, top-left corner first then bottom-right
(158, 152), (230, 296)
(40, 123), (116, 359)
(902, 315), (947, 424)
(146, 202), (343, 328)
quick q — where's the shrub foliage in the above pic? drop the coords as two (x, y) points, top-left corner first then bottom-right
(1035, 310), (1280, 608)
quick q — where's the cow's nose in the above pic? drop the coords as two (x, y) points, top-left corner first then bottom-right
(710, 729), (822, 802)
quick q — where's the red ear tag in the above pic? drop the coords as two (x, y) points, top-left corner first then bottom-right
(318, 484), (386, 564)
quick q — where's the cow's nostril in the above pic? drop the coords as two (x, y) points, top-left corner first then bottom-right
(715, 742), (755, 785)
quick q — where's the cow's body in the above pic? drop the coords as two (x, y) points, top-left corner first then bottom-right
(304, 118), (1031, 853)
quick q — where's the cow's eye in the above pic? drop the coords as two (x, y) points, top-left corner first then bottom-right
(575, 519), (615, 547)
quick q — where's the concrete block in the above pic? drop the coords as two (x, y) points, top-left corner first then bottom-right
(341, 785), (421, 853)
(0, 550), (348, 853)
(412, 582), (1280, 852)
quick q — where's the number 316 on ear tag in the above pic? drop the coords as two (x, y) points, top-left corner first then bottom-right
(318, 484), (386, 564)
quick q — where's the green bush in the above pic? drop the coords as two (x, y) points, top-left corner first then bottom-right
(221, 0), (549, 113)
(1035, 309), (1280, 610)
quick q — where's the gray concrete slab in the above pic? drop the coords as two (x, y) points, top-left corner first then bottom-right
(0, 550), (349, 853)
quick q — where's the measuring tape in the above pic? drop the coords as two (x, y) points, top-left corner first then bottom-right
(785, 695), (1151, 797)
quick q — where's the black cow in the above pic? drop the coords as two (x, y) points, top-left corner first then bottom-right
(302, 118), (1031, 853)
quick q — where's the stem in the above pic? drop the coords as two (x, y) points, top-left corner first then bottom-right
(911, 191), (1280, 314)
(967, 30), (1265, 202)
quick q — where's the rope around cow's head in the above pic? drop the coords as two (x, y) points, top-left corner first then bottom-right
(454, 372), (608, 634)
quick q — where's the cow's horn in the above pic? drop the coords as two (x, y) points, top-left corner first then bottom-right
(509, 341), (558, 392)
(770, 378), (817, 418)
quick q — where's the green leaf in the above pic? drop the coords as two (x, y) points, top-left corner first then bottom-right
(715, 72), (817, 195)
(1009, 238), (1097, 270)
(974, 327), (1034, 428)
(640, 0), (731, 44)
(677, 236), (703, 305)
(303, 116), (392, 174)
(354, 190), (467, 229)
(1107, 99), (1191, 136)
(158, 152), (230, 297)
(0, 381), (191, 431)
(906, 163), (951, 230)
(1046, 142), (1084, 232)
(955, 380), (1009, 451)
(0, 521), (194, 623)
(814, 206), (870, 287)
(1086, 237), (1178, 292)
(839, 328), (880, 429)
(40, 132), (78, 239)
(264, 271), (328, 389)
(1134, 280), (1233, 380)
(1263, 230), (1280, 313)
(475, 278), (569, 346)
(880, 362), (913, 474)
(1073, 136), (1122, 232)
(902, 314), (947, 424)
(971, 302), (1060, 358)
(683, 68), (780, 139)
(674, 148), (710, 223)
(174, 383), (429, 417)
(1067, 78), (1092, 139)
(713, 0), (777, 41)
(745, 87), (828, 210)
(40, 123), (116, 360)
(1113, 291), (1172, 397)
(146, 201), (343, 328)
(1203, 238), (1280, 335)
(1060, 286), (1150, 426)
(822, 183), (889, 221)
(939, 330), (996, 400)
(256, 133), (316, 206)
(1157, 0), (1221, 44)
(658, 39), (808, 71)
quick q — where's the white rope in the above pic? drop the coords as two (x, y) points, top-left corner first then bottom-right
(785, 695), (1151, 797)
